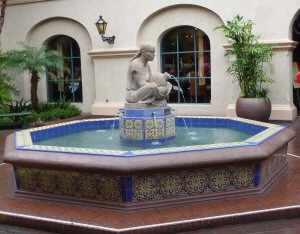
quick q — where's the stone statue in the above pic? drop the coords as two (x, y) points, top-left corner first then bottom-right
(126, 42), (172, 107)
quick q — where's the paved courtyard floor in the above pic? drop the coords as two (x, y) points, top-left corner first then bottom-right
(0, 118), (300, 233)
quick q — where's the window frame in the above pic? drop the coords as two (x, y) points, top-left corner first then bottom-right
(46, 36), (82, 103)
(160, 26), (211, 104)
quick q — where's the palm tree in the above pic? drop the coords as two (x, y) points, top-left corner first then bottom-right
(5, 42), (69, 110)
(0, 0), (7, 34)
(0, 48), (19, 109)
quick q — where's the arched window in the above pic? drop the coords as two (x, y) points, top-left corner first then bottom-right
(161, 26), (211, 103)
(47, 35), (82, 102)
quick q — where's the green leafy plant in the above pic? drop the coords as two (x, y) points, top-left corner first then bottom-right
(39, 97), (71, 113)
(215, 15), (276, 98)
(0, 54), (19, 109)
(4, 42), (70, 110)
(38, 105), (81, 122)
(7, 98), (31, 113)
(26, 111), (39, 123)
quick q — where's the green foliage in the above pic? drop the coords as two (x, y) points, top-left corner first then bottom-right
(38, 97), (71, 113)
(7, 98), (31, 113)
(2, 98), (81, 124)
(37, 105), (82, 122)
(5, 42), (68, 80)
(0, 53), (19, 108)
(4, 42), (70, 110)
(215, 15), (276, 98)
(26, 111), (39, 123)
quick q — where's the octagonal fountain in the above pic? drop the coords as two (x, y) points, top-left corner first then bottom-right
(3, 42), (295, 210)
(4, 114), (295, 210)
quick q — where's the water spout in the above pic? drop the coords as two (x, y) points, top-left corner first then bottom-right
(169, 75), (187, 103)
(110, 110), (124, 140)
(152, 112), (161, 145)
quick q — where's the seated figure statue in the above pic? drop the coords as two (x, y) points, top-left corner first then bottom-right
(126, 42), (172, 106)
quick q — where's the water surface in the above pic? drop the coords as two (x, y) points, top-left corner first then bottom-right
(33, 124), (260, 151)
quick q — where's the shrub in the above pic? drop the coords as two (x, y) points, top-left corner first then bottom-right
(2, 97), (82, 125)
(7, 98), (31, 113)
(26, 112), (39, 123)
(38, 98), (71, 113)
(37, 105), (82, 122)
(215, 15), (276, 98)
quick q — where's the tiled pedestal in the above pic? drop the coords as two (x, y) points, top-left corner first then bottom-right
(119, 106), (175, 141)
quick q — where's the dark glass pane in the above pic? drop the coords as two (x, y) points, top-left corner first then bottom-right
(168, 87), (179, 103)
(195, 31), (210, 51)
(72, 40), (81, 57)
(189, 78), (207, 103)
(62, 58), (72, 80)
(195, 52), (211, 78)
(73, 80), (82, 102)
(63, 78), (73, 101)
(47, 67), (58, 81)
(178, 53), (195, 77)
(178, 78), (189, 103)
(48, 81), (60, 101)
(48, 38), (57, 51)
(178, 28), (195, 52)
(161, 54), (177, 75)
(162, 30), (177, 52)
(73, 59), (82, 80)
(59, 36), (71, 57)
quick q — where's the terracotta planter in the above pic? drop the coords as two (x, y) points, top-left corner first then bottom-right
(236, 97), (271, 122)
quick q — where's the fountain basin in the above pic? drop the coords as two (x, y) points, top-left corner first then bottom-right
(4, 117), (295, 210)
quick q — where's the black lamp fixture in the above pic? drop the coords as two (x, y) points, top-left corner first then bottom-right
(95, 15), (115, 44)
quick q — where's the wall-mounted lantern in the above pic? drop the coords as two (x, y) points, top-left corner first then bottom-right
(95, 15), (115, 44)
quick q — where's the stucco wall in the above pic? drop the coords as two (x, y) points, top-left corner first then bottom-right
(2, 0), (300, 119)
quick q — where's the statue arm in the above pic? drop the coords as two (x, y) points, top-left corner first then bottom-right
(132, 70), (150, 88)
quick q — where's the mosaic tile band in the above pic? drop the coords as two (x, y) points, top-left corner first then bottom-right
(14, 146), (286, 203)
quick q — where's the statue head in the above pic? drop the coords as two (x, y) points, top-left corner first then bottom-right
(131, 42), (156, 62)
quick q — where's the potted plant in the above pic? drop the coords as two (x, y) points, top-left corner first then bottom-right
(216, 15), (276, 122)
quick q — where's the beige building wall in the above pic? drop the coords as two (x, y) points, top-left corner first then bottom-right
(2, 0), (300, 120)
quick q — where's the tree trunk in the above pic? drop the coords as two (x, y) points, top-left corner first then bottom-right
(0, 0), (7, 34)
(31, 73), (40, 111)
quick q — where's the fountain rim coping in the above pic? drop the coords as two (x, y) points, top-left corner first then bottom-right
(4, 119), (295, 176)
(12, 116), (286, 157)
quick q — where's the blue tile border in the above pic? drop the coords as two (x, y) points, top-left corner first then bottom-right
(15, 117), (286, 157)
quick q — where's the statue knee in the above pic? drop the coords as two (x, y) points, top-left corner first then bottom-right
(149, 82), (158, 90)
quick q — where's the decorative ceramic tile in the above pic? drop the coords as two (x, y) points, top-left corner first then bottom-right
(145, 119), (155, 130)
(14, 154), (285, 204)
(145, 129), (155, 140)
(14, 167), (122, 202)
(166, 116), (175, 128)
(133, 129), (143, 140)
(156, 129), (165, 139)
(131, 164), (256, 202)
(133, 119), (143, 130)
(125, 119), (134, 129)
(166, 126), (175, 138)
(260, 146), (287, 184)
